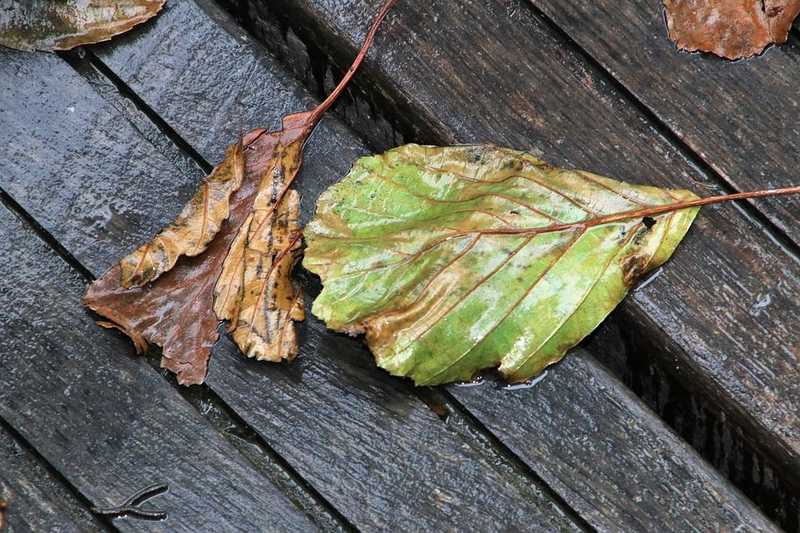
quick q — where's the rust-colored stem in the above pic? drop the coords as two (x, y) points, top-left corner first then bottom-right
(480, 185), (800, 236)
(309, 0), (399, 126)
(242, 0), (397, 147)
(244, 0), (399, 237)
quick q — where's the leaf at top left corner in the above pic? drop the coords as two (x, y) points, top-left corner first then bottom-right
(0, 0), (165, 52)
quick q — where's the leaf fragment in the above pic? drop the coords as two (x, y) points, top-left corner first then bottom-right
(0, 0), (165, 52)
(0, 489), (7, 532)
(82, 0), (398, 385)
(84, 121), (310, 385)
(304, 145), (700, 386)
(226, 137), (306, 362)
(120, 141), (245, 288)
(663, 0), (800, 59)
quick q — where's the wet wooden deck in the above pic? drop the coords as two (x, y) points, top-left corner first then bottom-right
(0, 0), (798, 531)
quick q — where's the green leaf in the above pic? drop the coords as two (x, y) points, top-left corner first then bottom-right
(0, 0), (164, 52)
(304, 144), (699, 386)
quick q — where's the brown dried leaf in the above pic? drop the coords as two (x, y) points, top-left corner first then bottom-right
(663, 0), (800, 59)
(230, 189), (304, 361)
(0, 0), (164, 52)
(84, 117), (311, 385)
(212, 213), (249, 322)
(120, 141), (245, 288)
(83, 0), (398, 385)
(219, 135), (306, 362)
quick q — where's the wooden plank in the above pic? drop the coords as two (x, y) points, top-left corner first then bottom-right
(528, 0), (800, 241)
(449, 354), (780, 531)
(0, 423), (106, 532)
(0, 199), (316, 532)
(0, 30), (582, 533)
(66, 0), (780, 530)
(229, 0), (800, 518)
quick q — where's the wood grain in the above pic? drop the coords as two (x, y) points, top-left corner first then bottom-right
(0, 199), (316, 532)
(0, 423), (106, 532)
(219, 0), (800, 528)
(529, 0), (800, 240)
(40, 0), (784, 529)
(449, 353), (779, 531)
(0, 26), (581, 533)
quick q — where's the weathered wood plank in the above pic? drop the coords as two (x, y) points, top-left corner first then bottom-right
(54, 0), (782, 530)
(450, 354), (779, 531)
(0, 423), (106, 533)
(0, 26), (582, 533)
(0, 199), (316, 532)
(231, 0), (800, 522)
(528, 0), (800, 241)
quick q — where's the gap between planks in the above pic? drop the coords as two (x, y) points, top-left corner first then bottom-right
(4, 47), (593, 531)
(0, 340), (116, 532)
(206, 0), (800, 529)
(0, 133), (351, 532)
(418, 387), (596, 532)
(223, 0), (800, 266)
(518, 1), (800, 264)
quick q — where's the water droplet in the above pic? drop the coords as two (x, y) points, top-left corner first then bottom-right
(634, 267), (663, 293)
(502, 371), (548, 391)
(453, 375), (485, 388)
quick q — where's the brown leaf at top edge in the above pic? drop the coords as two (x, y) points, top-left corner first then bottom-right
(120, 141), (245, 288)
(663, 0), (800, 59)
(0, 0), (165, 52)
(83, 116), (311, 385)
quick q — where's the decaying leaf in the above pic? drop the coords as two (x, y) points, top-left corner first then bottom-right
(83, 0), (398, 385)
(225, 131), (306, 362)
(121, 141), (245, 288)
(84, 124), (309, 384)
(0, 0), (165, 52)
(304, 145), (701, 386)
(663, 0), (800, 59)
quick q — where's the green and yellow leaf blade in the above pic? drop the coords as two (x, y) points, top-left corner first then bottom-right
(304, 144), (699, 385)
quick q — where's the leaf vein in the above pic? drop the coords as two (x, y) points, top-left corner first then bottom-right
(418, 229), (586, 384)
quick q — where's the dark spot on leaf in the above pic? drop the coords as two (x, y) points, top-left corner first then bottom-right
(643, 216), (656, 229)
(633, 227), (649, 246)
(621, 254), (650, 288)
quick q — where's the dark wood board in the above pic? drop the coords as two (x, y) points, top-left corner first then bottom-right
(449, 353), (780, 531)
(528, 0), (800, 241)
(0, 423), (107, 533)
(235, 0), (800, 506)
(33, 0), (780, 530)
(0, 200), (316, 532)
(0, 13), (582, 533)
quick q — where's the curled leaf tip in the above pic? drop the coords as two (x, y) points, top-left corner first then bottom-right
(119, 140), (246, 289)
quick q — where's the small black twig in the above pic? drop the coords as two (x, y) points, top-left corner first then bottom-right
(92, 483), (168, 521)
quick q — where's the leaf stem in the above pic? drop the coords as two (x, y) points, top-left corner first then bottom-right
(479, 185), (800, 236)
(309, 0), (399, 125)
(242, 0), (397, 147)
